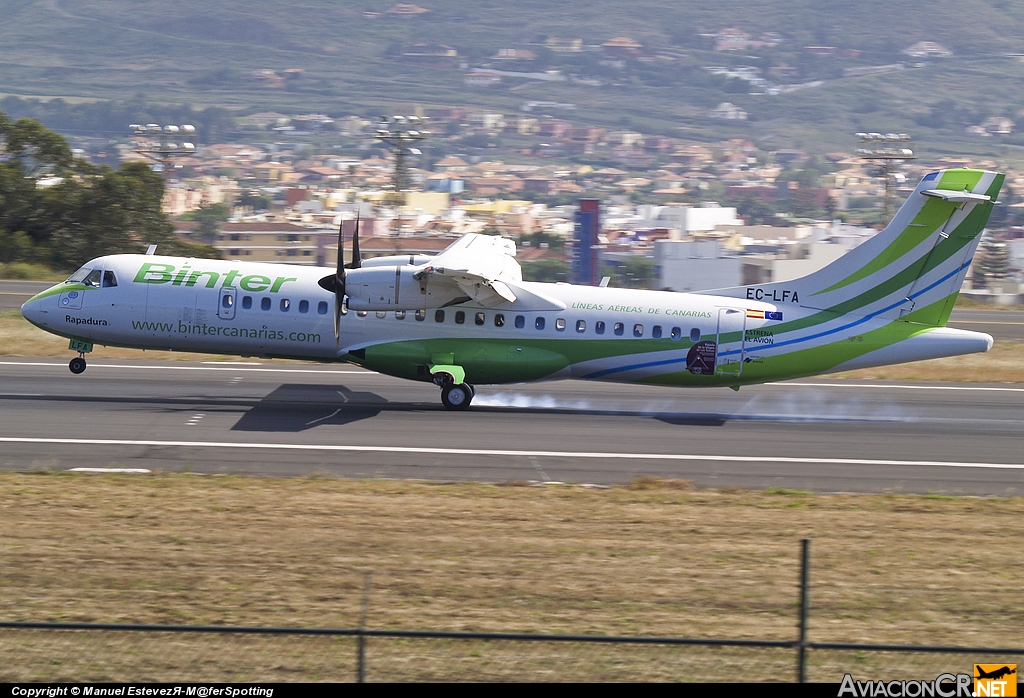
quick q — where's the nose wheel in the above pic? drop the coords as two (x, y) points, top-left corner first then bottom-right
(440, 383), (474, 411)
(69, 356), (87, 374)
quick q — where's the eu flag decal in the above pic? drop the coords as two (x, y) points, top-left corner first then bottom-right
(765, 311), (783, 321)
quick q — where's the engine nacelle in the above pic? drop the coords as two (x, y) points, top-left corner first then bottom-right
(345, 266), (468, 311)
(360, 254), (434, 268)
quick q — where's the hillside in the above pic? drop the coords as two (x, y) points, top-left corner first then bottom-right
(3, 1), (1024, 157)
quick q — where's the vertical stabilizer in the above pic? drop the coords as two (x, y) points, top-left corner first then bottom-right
(712, 169), (1003, 327)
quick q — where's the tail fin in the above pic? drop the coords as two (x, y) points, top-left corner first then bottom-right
(715, 169), (1004, 327)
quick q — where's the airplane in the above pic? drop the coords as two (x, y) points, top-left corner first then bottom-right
(975, 666), (1016, 681)
(20, 167), (1003, 411)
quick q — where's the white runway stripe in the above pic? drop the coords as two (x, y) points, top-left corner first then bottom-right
(784, 382), (1024, 393)
(2, 437), (1023, 470)
(0, 361), (372, 375)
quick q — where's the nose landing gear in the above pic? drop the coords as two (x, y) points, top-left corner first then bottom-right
(69, 355), (87, 374)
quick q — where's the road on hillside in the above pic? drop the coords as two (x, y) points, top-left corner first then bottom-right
(0, 359), (1021, 496)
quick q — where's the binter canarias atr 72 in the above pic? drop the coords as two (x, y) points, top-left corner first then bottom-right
(21, 168), (1002, 411)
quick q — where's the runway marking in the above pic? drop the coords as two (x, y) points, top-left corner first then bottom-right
(203, 361), (263, 365)
(68, 468), (151, 474)
(185, 413), (205, 426)
(0, 361), (372, 375)
(4, 437), (1024, 471)
(949, 320), (1024, 326)
(783, 382), (1024, 393)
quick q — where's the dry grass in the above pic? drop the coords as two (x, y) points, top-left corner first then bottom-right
(832, 340), (1024, 382)
(1, 474), (1021, 681)
(0, 310), (224, 361)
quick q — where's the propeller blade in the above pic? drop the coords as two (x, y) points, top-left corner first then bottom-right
(334, 216), (345, 341)
(350, 212), (362, 269)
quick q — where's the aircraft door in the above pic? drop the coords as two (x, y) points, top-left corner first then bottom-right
(715, 307), (745, 376)
(217, 287), (237, 320)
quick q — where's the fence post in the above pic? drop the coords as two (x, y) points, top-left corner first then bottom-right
(357, 572), (371, 683)
(797, 538), (810, 683)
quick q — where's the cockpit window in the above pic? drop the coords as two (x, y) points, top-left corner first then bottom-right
(102, 271), (117, 288)
(67, 267), (92, 283)
(81, 269), (103, 288)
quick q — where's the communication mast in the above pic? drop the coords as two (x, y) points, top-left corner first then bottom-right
(855, 132), (916, 222)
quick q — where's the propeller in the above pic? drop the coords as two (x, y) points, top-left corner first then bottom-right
(328, 213), (362, 342)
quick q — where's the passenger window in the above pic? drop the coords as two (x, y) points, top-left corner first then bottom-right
(222, 294), (234, 309)
(376, 310), (386, 319)
(633, 324), (643, 337)
(281, 299), (291, 312)
(455, 310), (465, 324)
(82, 269), (102, 288)
(576, 320), (586, 333)
(299, 300), (309, 313)
(595, 321), (605, 335)
(670, 327), (681, 341)
(357, 310), (367, 317)
(317, 301), (328, 315)
(555, 318), (566, 331)
(435, 309), (445, 323)
(652, 325), (662, 339)
(102, 271), (117, 288)
(396, 310), (406, 320)
(475, 312), (485, 326)
(261, 297), (271, 311)
(614, 322), (624, 336)
(242, 296), (253, 310)
(690, 327), (701, 342)
(515, 315), (525, 329)
(415, 309), (426, 321)
(495, 313), (505, 327)
(535, 317), (546, 330)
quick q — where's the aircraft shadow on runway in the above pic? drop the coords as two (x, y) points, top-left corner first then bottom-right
(231, 384), (393, 432)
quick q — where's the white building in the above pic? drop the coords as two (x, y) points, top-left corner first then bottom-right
(655, 240), (743, 291)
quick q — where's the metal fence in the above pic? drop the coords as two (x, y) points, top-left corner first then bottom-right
(2, 541), (1022, 682)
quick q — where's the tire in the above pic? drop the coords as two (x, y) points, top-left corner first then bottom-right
(441, 383), (472, 411)
(69, 357), (87, 374)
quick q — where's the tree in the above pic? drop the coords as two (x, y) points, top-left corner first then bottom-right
(974, 239), (1011, 289)
(617, 256), (656, 289)
(191, 203), (231, 244)
(521, 259), (569, 282)
(0, 110), (218, 268)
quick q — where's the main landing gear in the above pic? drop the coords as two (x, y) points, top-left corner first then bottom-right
(69, 355), (87, 374)
(434, 373), (474, 411)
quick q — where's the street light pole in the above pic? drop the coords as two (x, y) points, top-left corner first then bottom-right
(129, 123), (197, 175)
(855, 132), (916, 223)
(374, 115), (429, 235)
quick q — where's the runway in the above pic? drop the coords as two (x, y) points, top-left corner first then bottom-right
(1, 358), (1022, 495)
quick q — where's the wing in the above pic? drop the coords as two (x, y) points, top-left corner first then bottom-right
(413, 233), (525, 307)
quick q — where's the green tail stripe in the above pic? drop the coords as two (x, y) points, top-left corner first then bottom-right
(816, 198), (957, 295)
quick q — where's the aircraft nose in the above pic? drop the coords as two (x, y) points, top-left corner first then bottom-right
(21, 297), (39, 325)
(21, 284), (59, 328)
